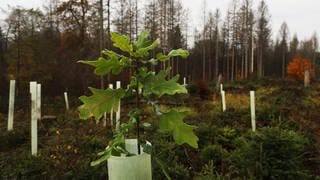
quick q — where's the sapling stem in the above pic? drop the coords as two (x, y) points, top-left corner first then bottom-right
(135, 59), (141, 155)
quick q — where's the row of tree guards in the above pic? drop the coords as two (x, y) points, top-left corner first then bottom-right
(4, 80), (70, 156)
(220, 84), (256, 132)
(3, 79), (123, 156)
(4, 78), (258, 156)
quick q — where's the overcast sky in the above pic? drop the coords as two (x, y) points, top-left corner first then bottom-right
(0, 0), (319, 41)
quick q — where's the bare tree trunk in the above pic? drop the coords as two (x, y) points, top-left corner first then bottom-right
(202, 42), (206, 80)
(282, 52), (285, 78)
(17, 10), (21, 96)
(135, 0), (138, 38)
(258, 46), (263, 77)
(245, 43), (248, 78)
(250, 36), (254, 74)
(107, 0), (111, 83)
(241, 51), (244, 78)
(208, 33), (212, 80)
(227, 47), (230, 80)
(231, 46), (235, 81)
(202, 0), (206, 80)
(215, 30), (219, 77)
(99, 0), (105, 89)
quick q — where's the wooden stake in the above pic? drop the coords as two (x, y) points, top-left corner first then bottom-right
(250, 91), (256, 132)
(7, 80), (15, 131)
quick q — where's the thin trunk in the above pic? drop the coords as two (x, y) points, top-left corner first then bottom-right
(202, 0), (206, 80)
(250, 36), (254, 74)
(135, 0), (138, 38)
(241, 51), (244, 78)
(17, 11), (21, 96)
(227, 47), (230, 80)
(202, 42), (206, 80)
(135, 59), (141, 155)
(231, 46), (235, 81)
(215, 30), (219, 77)
(99, 0), (105, 89)
(282, 51), (285, 78)
(208, 35), (212, 80)
(258, 46), (263, 77)
(245, 43), (248, 78)
(107, 0), (111, 83)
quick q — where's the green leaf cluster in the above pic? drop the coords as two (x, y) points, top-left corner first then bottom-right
(78, 30), (198, 166)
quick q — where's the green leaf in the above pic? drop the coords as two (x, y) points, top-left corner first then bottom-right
(78, 57), (122, 76)
(156, 49), (189, 62)
(159, 110), (198, 148)
(78, 50), (130, 76)
(135, 39), (160, 57)
(142, 69), (187, 97)
(168, 49), (189, 58)
(110, 32), (133, 55)
(78, 87), (125, 120)
(134, 30), (150, 49)
(91, 150), (111, 166)
(133, 30), (160, 57)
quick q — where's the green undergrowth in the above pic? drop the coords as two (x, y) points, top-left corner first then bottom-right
(1, 80), (320, 179)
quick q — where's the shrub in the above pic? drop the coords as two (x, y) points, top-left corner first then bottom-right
(64, 159), (107, 179)
(270, 86), (305, 107)
(196, 125), (240, 151)
(150, 133), (191, 179)
(0, 128), (28, 150)
(228, 127), (312, 179)
(196, 125), (218, 147)
(200, 144), (228, 170)
(0, 153), (52, 179)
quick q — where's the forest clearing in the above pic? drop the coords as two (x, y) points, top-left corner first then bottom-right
(1, 0), (320, 179)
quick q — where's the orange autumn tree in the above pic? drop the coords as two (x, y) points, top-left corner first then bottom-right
(287, 56), (314, 80)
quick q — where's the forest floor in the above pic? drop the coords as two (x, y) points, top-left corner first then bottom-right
(1, 78), (320, 179)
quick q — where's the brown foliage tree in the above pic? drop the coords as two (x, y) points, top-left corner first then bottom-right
(287, 55), (314, 80)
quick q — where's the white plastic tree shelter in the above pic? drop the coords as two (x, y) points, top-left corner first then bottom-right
(304, 70), (310, 87)
(183, 77), (187, 85)
(109, 84), (114, 128)
(220, 84), (223, 93)
(37, 84), (41, 121)
(108, 139), (152, 180)
(7, 80), (16, 131)
(64, 92), (69, 111)
(116, 81), (121, 131)
(250, 91), (256, 132)
(221, 90), (226, 112)
(30, 82), (41, 156)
